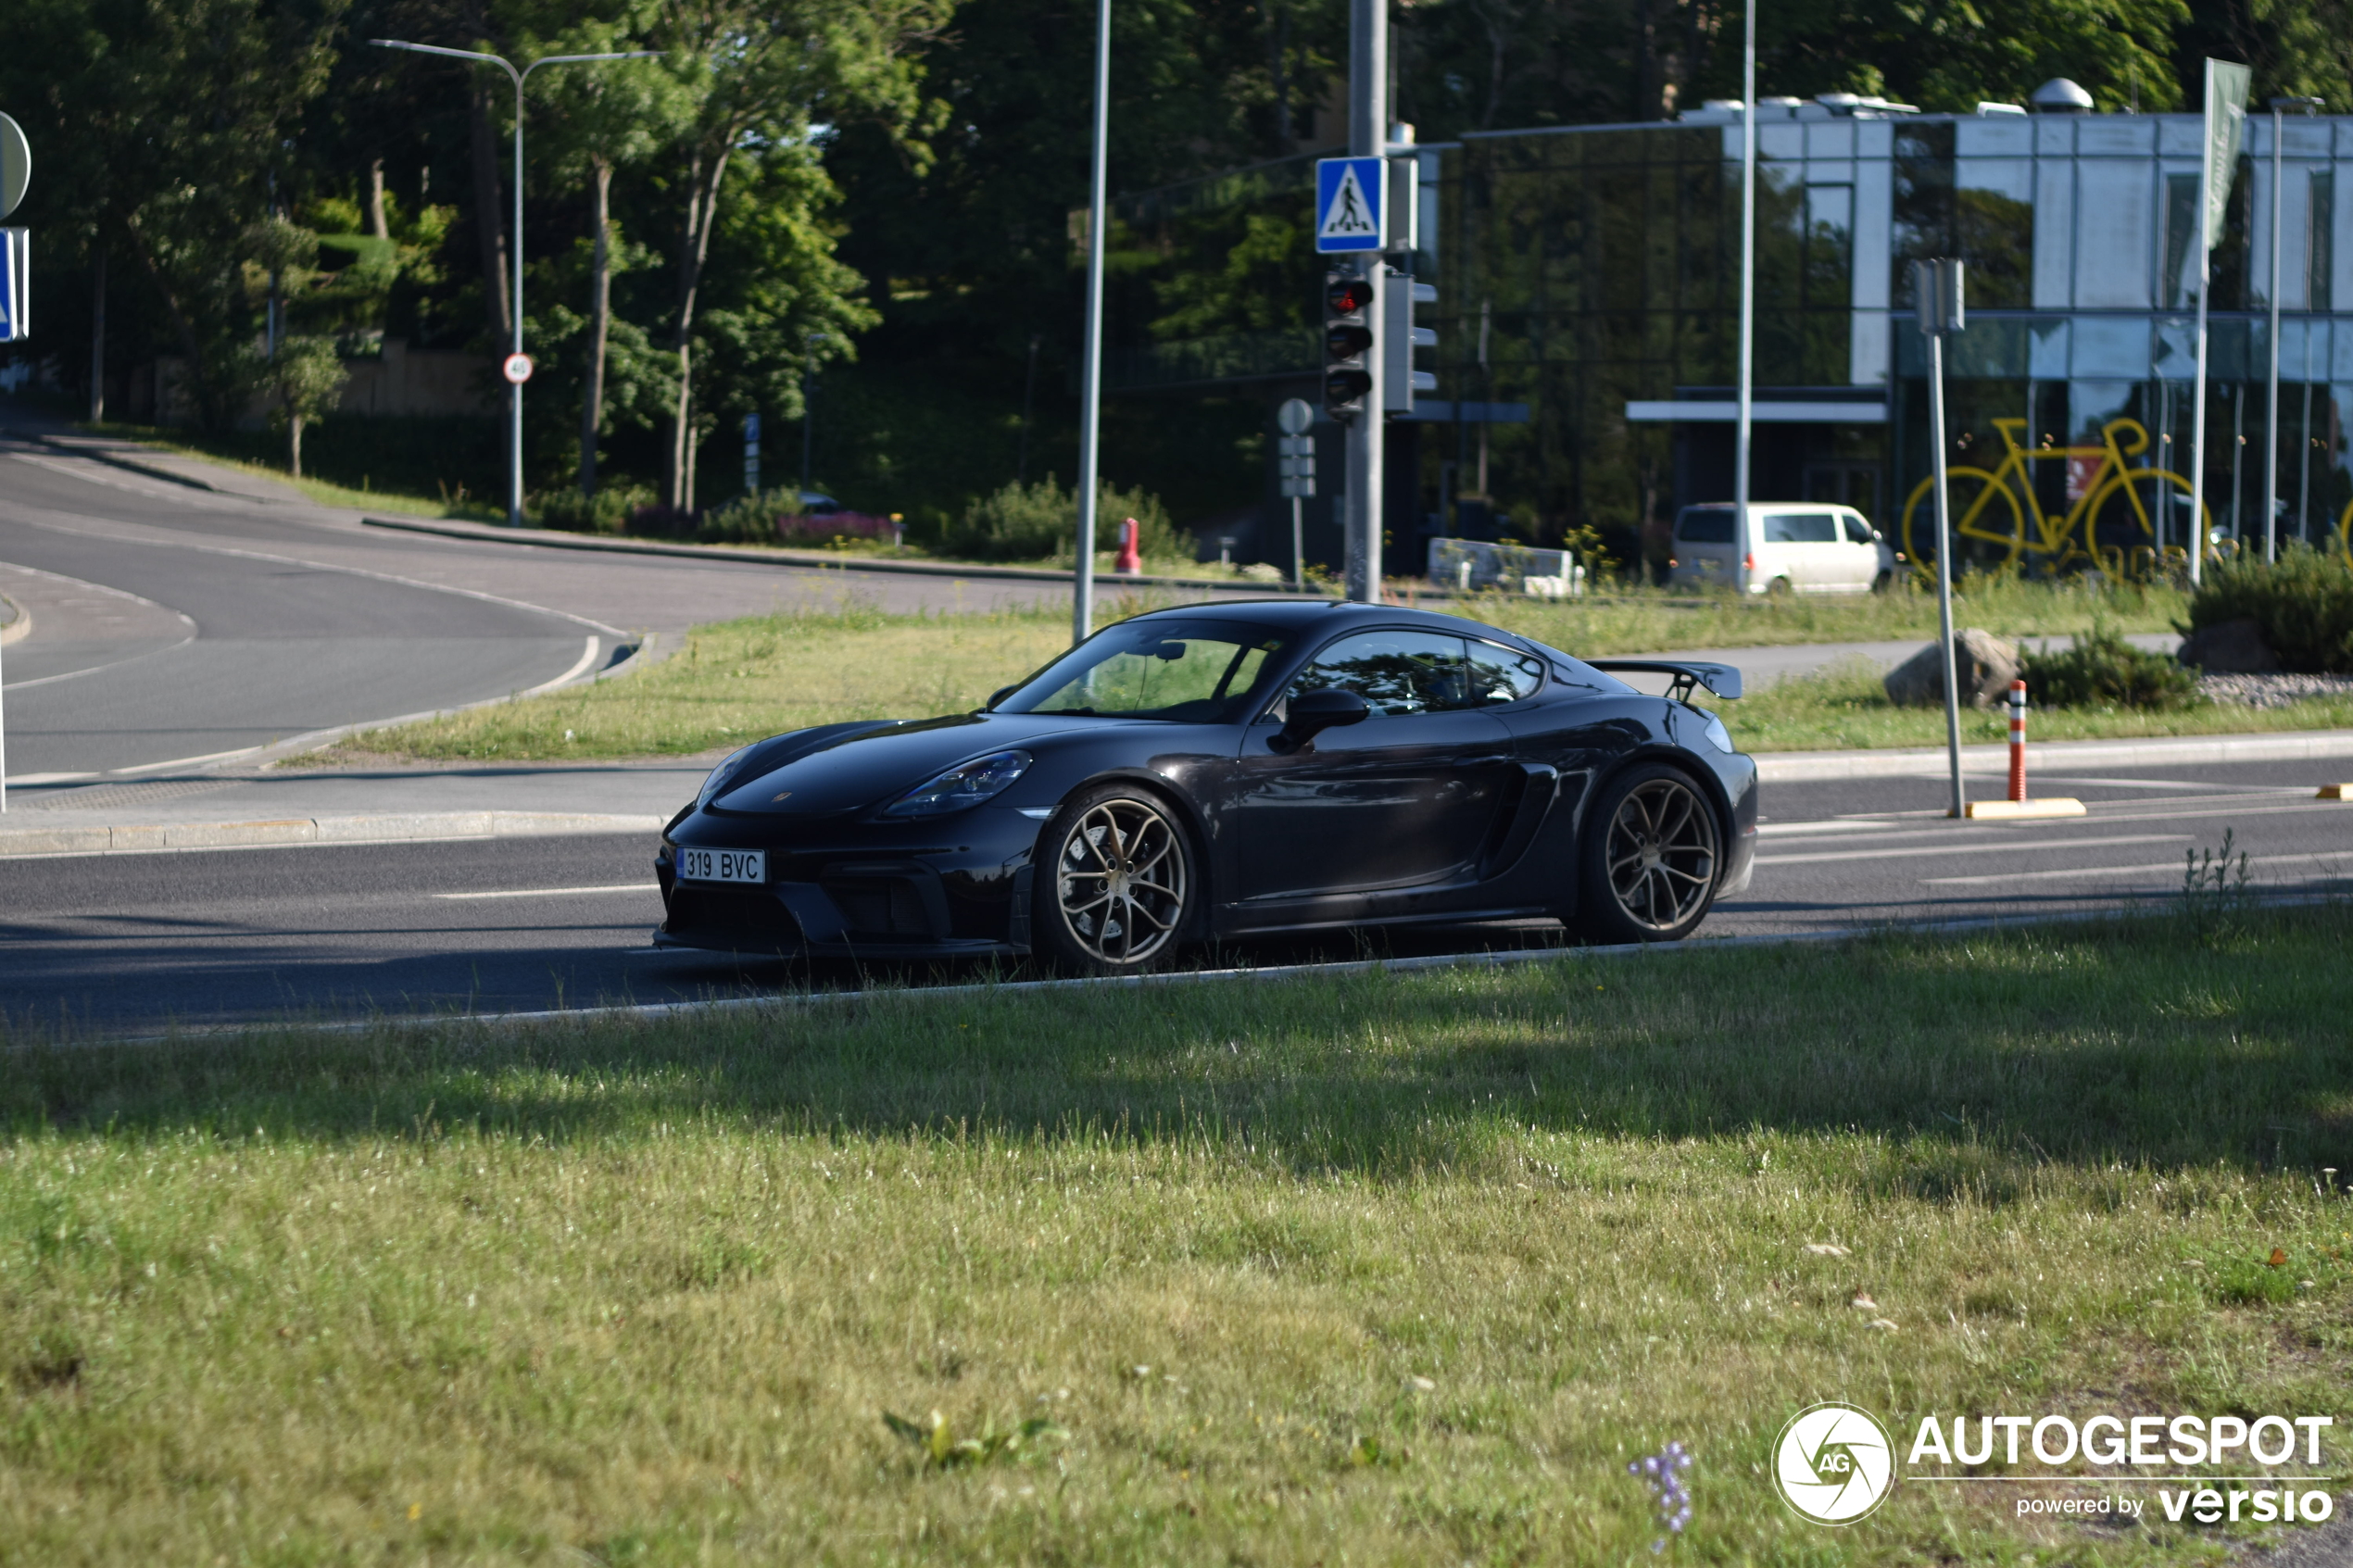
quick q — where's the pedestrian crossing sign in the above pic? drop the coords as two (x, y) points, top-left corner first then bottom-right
(1315, 157), (1385, 253)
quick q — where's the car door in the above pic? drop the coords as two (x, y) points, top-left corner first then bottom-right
(1228, 629), (1516, 902)
(1764, 510), (1842, 590)
(1838, 510), (1881, 587)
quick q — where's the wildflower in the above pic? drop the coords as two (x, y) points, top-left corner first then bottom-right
(1629, 1439), (1694, 1550)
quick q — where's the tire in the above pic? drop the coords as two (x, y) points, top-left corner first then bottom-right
(1032, 784), (1196, 972)
(1900, 466), (2026, 580)
(1574, 762), (1723, 945)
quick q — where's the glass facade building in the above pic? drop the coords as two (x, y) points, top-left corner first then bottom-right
(1104, 99), (2353, 572)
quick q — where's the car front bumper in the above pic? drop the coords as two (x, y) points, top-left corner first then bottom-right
(656, 804), (1045, 958)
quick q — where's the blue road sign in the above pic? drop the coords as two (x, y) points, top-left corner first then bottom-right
(1315, 157), (1385, 254)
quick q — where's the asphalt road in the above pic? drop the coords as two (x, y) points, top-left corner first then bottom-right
(5, 756), (2345, 1034)
(0, 431), (1143, 782)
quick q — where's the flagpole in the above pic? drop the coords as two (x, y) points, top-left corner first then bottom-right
(2190, 60), (2213, 590)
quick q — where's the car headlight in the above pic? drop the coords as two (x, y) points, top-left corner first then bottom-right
(695, 743), (761, 809)
(883, 750), (1032, 817)
(1701, 712), (1735, 754)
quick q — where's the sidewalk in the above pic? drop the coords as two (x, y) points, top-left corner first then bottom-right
(0, 760), (702, 857)
(6, 725), (2348, 858)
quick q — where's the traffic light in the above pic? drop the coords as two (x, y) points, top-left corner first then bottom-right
(1323, 268), (1375, 416)
(1385, 279), (1437, 414)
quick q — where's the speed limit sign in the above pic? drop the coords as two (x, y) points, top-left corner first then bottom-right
(502, 353), (534, 384)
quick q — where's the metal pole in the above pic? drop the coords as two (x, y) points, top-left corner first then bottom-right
(2188, 66), (2219, 587)
(1928, 328), (1965, 819)
(1343, 0), (1387, 604)
(1733, 0), (1755, 581)
(510, 67), (525, 527)
(2267, 103), (2284, 562)
(1291, 494), (1305, 590)
(1073, 0), (1111, 645)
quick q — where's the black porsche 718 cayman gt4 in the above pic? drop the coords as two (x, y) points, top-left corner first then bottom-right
(655, 599), (1755, 970)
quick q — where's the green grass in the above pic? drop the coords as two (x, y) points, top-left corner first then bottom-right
(324, 577), (2316, 766)
(3, 909), (2349, 1564)
(1695, 657), (2353, 752)
(82, 420), (510, 522)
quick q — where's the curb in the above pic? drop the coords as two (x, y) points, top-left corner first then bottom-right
(10, 429), (293, 502)
(359, 513), (1316, 595)
(0, 590), (25, 646)
(1753, 728), (2353, 782)
(0, 810), (666, 859)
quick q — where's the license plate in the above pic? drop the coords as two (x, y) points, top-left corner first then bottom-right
(677, 847), (765, 884)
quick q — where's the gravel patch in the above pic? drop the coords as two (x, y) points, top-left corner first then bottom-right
(2198, 672), (2353, 709)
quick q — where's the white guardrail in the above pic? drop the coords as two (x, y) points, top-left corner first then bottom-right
(1428, 538), (1586, 598)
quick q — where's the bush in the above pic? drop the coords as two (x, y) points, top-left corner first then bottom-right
(536, 483), (658, 535)
(2022, 624), (2199, 710)
(696, 493), (901, 548)
(945, 475), (1192, 563)
(2183, 544), (2353, 672)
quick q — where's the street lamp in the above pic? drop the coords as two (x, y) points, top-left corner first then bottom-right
(2266, 94), (2323, 562)
(371, 38), (659, 527)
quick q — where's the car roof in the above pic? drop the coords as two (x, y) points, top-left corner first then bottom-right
(1679, 501), (1858, 514)
(1126, 597), (1532, 643)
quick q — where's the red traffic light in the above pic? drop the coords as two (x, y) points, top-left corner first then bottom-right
(1326, 278), (1373, 315)
(1325, 323), (1373, 359)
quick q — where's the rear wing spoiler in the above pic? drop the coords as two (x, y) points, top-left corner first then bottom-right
(1584, 659), (1742, 702)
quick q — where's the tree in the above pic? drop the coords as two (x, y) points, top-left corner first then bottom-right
(647, 0), (952, 508)
(265, 336), (352, 477)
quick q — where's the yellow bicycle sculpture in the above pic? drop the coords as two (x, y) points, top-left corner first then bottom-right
(1900, 417), (2210, 578)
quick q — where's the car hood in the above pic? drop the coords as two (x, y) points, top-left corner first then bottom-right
(708, 711), (1101, 816)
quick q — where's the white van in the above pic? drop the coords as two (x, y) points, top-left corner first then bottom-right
(1668, 503), (1895, 595)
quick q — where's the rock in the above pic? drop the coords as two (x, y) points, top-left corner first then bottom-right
(1882, 628), (2021, 709)
(2177, 617), (2278, 674)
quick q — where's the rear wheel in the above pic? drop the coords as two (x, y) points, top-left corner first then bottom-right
(1032, 784), (1195, 972)
(1575, 763), (1722, 945)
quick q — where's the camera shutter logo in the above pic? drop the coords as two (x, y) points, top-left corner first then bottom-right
(1773, 1402), (1897, 1524)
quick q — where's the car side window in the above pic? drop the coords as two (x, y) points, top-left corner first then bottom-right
(1764, 512), (1840, 544)
(1287, 630), (1471, 717)
(1466, 639), (1544, 705)
(1841, 514), (1875, 545)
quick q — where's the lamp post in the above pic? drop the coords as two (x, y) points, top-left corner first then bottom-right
(1917, 258), (1967, 820)
(371, 39), (659, 527)
(2267, 95), (2323, 563)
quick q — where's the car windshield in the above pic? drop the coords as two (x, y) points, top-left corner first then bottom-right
(994, 620), (1294, 722)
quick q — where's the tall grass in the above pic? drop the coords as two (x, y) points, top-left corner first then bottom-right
(1, 909), (2347, 1564)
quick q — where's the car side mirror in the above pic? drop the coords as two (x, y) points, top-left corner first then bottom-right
(986, 684), (1018, 709)
(1268, 688), (1368, 754)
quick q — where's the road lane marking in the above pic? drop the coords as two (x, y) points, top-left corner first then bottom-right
(1755, 833), (2186, 868)
(1926, 850), (2353, 886)
(434, 883), (661, 900)
(1755, 819), (1900, 838)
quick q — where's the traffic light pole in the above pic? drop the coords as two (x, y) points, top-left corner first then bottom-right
(1343, 0), (1385, 604)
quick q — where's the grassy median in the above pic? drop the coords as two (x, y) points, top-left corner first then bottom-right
(328, 579), (2222, 764)
(3, 906), (2349, 1565)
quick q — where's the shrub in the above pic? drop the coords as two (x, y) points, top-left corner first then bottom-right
(2022, 623), (2199, 710)
(537, 483), (657, 535)
(2183, 544), (2353, 672)
(696, 493), (901, 548)
(946, 475), (1192, 563)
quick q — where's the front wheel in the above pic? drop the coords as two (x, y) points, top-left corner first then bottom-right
(1574, 763), (1723, 946)
(1032, 784), (1195, 972)
(2084, 467), (2204, 567)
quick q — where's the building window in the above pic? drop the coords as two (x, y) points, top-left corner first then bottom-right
(2311, 169), (2334, 312)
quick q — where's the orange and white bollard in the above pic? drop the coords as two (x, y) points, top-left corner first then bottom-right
(2007, 678), (2028, 802)
(1966, 675), (2084, 818)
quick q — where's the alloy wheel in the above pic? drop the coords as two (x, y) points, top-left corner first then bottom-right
(1053, 797), (1188, 965)
(1603, 775), (1718, 933)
